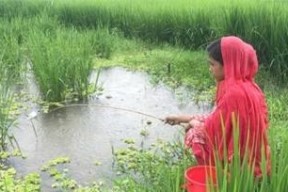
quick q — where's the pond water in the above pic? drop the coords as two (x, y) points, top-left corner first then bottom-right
(8, 67), (210, 191)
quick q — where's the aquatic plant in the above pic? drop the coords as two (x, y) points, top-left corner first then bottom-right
(41, 157), (104, 191)
(0, 150), (40, 192)
(113, 138), (193, 192)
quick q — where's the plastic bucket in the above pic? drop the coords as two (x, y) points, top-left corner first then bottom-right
(184, 165), (217, 192)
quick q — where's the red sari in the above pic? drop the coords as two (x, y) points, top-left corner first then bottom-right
(185, 36), (271, 177)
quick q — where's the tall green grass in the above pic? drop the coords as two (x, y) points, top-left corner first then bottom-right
(0, 17), (25, 151)
(27, 26), (94, 102)
(0, 18), (26, 82)
(54, 0), (288, 83)
(0, 60), (18, 151)
(0, 0), (49, 19)
(2, 14), (114, 103)
(208, 114), (268, 192)
(1, 0), (288, 81)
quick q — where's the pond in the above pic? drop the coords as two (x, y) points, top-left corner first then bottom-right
(8, 67), (210, 191)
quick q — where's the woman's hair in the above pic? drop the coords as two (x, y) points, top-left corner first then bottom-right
(206, 39), (223, 65)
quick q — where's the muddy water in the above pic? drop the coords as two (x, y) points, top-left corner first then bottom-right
(9, 67), (210, 191)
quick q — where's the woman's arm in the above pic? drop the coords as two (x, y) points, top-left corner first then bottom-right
(164, 115), (193, 125)
(165, 114), (209, 126)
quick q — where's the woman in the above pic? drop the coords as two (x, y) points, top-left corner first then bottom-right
(165, 36), (271, 177)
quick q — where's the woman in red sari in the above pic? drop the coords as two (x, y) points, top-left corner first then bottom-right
(165, 36), (271, 177)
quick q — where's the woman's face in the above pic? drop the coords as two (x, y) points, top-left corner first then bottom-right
(208, 56), (224, 82)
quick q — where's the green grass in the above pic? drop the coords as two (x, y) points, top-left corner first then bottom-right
(26, 22), (113, 103)
(0, 82), (15, 151)
(0, 43), (20, 151)
(1, 0), (288, 82)
(27, 28), (91, 102)
(0, 13), (116, 104)
(0, 18), (26, 82)
(39, 0), (288, 82)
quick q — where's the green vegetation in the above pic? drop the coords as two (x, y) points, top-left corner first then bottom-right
(28, 27), (93, 102)
(112, 138), (191, 192)
(1, 0), (288, 81)
(0, 0), (287, 191)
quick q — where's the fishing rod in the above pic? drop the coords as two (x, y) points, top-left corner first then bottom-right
(27, 102), (187, 139)
(48, 103), (187, 128)
(48, 103), (165, 121)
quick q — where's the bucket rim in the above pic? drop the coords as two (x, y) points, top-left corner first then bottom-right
(184, 165), (218, 186)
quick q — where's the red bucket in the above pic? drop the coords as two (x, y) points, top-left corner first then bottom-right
(184, 165), (217, 192)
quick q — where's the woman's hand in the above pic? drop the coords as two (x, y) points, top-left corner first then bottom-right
(164, 115), (181, 125)
(164, 115), (196, 125)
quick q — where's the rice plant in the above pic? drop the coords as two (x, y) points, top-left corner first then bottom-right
(52, 0), (288, 82)
(27, 26), (97, 103)
(1, 0), (288, 81)
(0, 0), (49, 19)
(0, 60), (18, 151)
(0, 18), (26, 82)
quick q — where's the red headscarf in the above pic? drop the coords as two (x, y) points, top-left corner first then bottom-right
(204, 36), (271, 176)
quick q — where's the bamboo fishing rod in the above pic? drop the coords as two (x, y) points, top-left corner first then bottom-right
(49, 103), (165, 121)
(47, 103), (188, 129)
